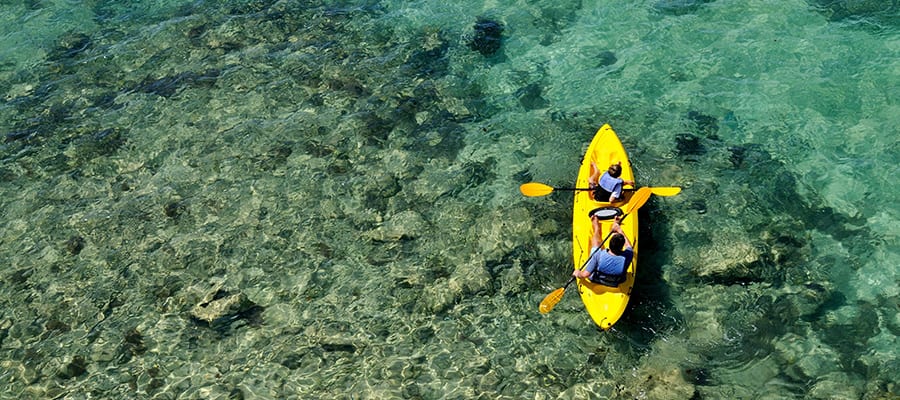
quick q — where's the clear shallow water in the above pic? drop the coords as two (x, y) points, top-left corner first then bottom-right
(0, 0), (897, 398)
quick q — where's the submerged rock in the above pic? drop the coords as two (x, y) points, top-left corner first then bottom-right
(50, 32), (92, 60)
(132, 69), (220, 97)
(808, 372), (862, 400)
(67, 128), (126, 162)
(57, 355), (88, 379)
(404, 29), (450, 78)
(809, 0), (900, 25)
(469, 17), (504, 56)
(596, 50), (618, 67)
(5, 128), (39, 143)
(687, 110), (719, 138)
(421, 259), (492, 313)
(516, 83), (548, 110)
(365, 210), (428, 241)
(66, 235), (85, 255)
(675, 133), (706, 156)
(774, 332), (842, 381)
(655, 0), (716, 15)
(190, 287), (262, 329)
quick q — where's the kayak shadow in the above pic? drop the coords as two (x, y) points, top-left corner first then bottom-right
(606, 198), (683, 349)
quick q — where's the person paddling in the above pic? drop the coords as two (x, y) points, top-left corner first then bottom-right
(572, 214), (633, 286)
(589, 161), (634, 202)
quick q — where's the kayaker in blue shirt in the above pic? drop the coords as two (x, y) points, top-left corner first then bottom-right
(589, 161), (634, 202)
(572, 214), (634, 286)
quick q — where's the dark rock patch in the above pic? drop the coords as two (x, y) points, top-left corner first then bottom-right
(727, 145), (749, 168)
(186, 23), (209, 45)
(66, 235), (86, 255)
(190, 288), (264, 331)
(683, 367), (712, 385)
(688, 199), (707, 214)
(24, 0), (46, 10)
(404, 31), (450, 78)
(655, 0), (716, 15)
(405, 118), (466, 161)
(358, 112), (394, 146)
(118, 328), (147, 363)
(72, 128), (126, 160)
(485, 243), (539, 281)
(596, 50), (618, 67)
(687, 111), (719, 138)
(132, 69), (220, 97)
(321, 343), (356, 353)
(0, 167), (16, 182)
(9, 268), (33, 287)
(226, 0), (280, 15)
(254, 143), (293, 171)
(43, 319), (70, 336)
(123, 328), (146, 353)
(5, 128), (39, 143)
(327, 77), (368, 97)
(49, 103), (75, 124)
(49, 32), (92, 61)
(58, 355), (87, 379)
(90, 91), (120, 110)
(516, 83), (548, 110)
(817, 300), (880, 367)
(164, 201), (186, 219)
(280, 353), (305, 369)
(675, 133), (705, 156)
(808, 0), (900, 26)
(461, 157), (497, 189)
(469, 17), (504, 56)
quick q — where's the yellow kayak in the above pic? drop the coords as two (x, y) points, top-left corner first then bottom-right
(572, 124), (638, 330)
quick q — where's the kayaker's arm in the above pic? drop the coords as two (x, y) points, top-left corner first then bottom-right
(611, 220), (633, 249)
(574, 216), (604, 279)
(589, 215), (603, 249)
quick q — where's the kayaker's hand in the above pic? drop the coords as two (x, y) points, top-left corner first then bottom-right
(611, 221), (623, 233)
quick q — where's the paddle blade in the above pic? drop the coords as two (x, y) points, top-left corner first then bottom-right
(626, 187), (653, 214)
(650, 187), (681, 197)
(520, 182), (554, 197)
(539, 287), (566, 314)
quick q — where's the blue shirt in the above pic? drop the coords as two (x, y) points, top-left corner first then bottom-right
(599, 172), (624, 199)
(585, 247), (634, 280)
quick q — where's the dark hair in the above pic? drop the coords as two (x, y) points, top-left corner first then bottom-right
(609, 233), (625, 254)
(607, 164), (622, 178)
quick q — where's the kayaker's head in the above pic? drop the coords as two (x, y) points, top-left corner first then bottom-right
(607, 163), (622, 178)
(609, 233), (626, 255)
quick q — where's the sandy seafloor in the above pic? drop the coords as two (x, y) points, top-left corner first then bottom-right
(0, 0), (897, 398)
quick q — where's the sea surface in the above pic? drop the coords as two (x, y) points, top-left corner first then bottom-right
(0, 0), (897, 398)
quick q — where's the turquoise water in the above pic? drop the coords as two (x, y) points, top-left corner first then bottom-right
(1, 0), (897, 398)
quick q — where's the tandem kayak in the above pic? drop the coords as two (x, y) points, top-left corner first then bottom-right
(572, 124), (638, 330)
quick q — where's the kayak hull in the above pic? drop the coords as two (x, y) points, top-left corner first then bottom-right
(573, 124), (638, 330)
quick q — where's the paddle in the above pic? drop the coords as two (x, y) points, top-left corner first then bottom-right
(520, 182), (681, 198)
(538, 187), (652, 314)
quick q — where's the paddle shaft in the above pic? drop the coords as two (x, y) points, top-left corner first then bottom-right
(520, 182), (680, 198)
(577, 191), (642, 273)
(546, 186), (641, 192)
(539, 187), (650, 314)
